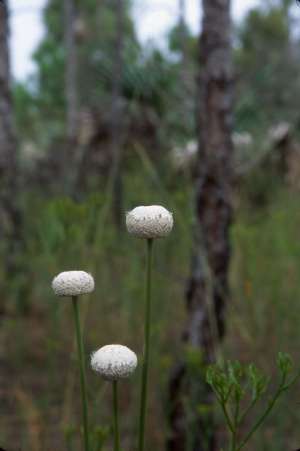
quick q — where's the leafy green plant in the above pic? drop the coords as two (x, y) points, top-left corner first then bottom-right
(207, 353), (299, 451)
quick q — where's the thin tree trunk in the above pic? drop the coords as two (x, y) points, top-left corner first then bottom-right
(64, 0), (78, 143)
(0, 0), (22, 286)
(168, 0), (234, 450)
(178, 0), (194, 137)
(178, 0), (188, 88)
(110, 0), (124, 229)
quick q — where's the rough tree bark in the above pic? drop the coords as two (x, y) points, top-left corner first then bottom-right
(110, 0), (124, 229)
(168, 1), (234, 450)
(0, 0), (22, 284)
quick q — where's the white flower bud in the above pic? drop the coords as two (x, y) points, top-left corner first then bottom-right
(52, 271), (95, 297)
(126, 205), (173, 239)
(91, 345), (138, 381)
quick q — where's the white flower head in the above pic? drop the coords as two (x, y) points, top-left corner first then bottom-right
(91, 344), (138, 381)
(126, 205), (173, 239)
(52, 271), (95, 297)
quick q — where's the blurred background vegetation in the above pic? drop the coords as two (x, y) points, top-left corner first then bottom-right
(1, 0), (300, 450)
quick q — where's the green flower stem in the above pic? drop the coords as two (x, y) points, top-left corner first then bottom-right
(238, 397), (259, 426)
(236, 374), (287, 451)
(230, 432), (236, 451)
(113, 380), (120, 451)
(230, 394), (241, 451)
(218, 399), (234, 434)
(72, 296), (90, 451)
(138, 238), (153, 451)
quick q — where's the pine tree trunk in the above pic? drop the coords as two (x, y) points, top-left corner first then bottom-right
(0, 0), (22, 284)
(64, 0), (82, 196)
(168, 0), (234, 450)
(110, 0), (124, 229)
(178, 0), (188, 88)
(64, 0), (78, 143)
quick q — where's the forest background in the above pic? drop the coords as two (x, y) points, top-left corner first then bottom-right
(1, 0), (300, 450)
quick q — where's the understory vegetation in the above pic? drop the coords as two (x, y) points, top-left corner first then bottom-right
(1, 178), (300, 450)
(1, 0), (300, 450)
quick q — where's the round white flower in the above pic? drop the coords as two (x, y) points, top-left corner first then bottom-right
(126, 205), (173, 239)
(52, 271), (95, 297)
(91, 345), (138, 381)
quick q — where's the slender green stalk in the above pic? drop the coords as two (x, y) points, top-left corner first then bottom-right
(138, 238), (153, 451)
(230, 393), (240, 451)
(220, 401), (234, 434)
(113, 381), (120, 451)
(230, 433), (236, 451)
(236, 375), (286, 451)
(72, 296), (90, 451)
(238, 397), (258, 426)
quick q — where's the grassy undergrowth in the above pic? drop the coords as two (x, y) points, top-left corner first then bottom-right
(0, 168), (299, 450)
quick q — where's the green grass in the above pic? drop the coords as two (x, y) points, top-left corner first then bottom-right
(0, 168), (299, 450)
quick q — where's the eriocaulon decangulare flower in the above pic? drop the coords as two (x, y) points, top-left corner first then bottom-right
(52, 271), (95, 451)
(126, 205), (173, 239)
(52, 270), (95, 297)
(91, 345), (138, 451)
(126, 205), (174, 451)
